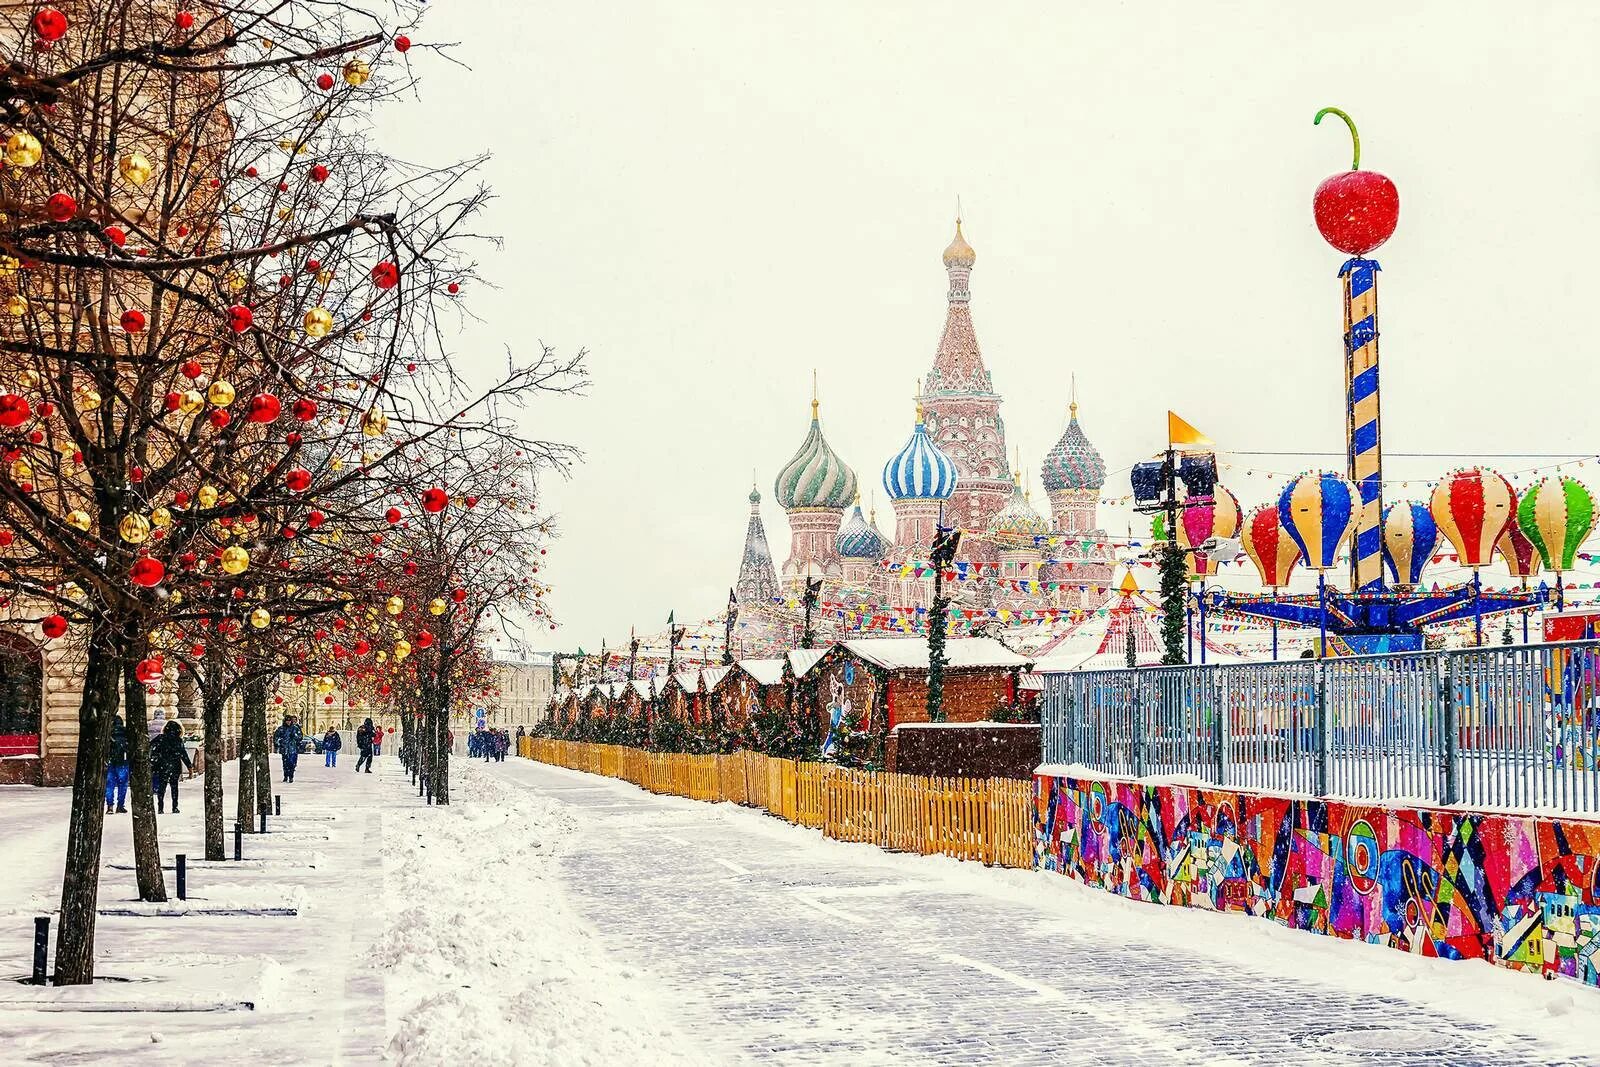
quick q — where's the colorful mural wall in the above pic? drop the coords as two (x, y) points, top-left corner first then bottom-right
(1034, 773), (1600, 988)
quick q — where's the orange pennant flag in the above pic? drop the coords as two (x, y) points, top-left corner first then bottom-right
(1167, 410), (1213, 449)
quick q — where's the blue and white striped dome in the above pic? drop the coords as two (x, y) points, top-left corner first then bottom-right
(883, 416), (958, 501)
(837, 504), (887, 560)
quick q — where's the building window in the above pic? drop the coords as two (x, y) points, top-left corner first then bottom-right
(0, 631), (43, 757)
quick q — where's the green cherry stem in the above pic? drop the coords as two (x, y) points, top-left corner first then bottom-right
(1314, 107), (1361, 170)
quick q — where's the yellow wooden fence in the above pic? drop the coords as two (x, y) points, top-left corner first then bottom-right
(517, 737), (1033, 870)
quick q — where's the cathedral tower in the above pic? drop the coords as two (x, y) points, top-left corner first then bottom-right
(918, 220), (1013, 538)
(774, 391), (857, 584)
(734, 484), (780, 606)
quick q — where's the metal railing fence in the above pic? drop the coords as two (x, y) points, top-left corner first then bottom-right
(1040, 640), (1600, 812)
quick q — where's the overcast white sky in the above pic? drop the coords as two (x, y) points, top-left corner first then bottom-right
(379, 2), (1600, 652)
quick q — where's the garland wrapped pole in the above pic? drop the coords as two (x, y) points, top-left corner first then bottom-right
(926, 522), (962, 722)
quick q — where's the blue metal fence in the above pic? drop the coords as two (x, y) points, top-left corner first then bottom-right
(1039, 640), (1600, 812)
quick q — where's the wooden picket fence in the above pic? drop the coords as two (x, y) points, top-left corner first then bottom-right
(517, 738), (1033, 869)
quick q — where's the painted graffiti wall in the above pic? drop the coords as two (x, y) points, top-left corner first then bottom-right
(1034, 773), (1600, 988)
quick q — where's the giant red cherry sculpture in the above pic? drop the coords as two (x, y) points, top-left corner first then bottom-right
(1312, 107), (1398, 256)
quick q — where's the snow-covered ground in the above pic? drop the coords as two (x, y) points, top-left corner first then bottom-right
(4, 750), (1596, 1064)
(0, 752), (691, 1065)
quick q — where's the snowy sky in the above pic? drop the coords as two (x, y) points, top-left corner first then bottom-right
(378, 2), (1600, 652)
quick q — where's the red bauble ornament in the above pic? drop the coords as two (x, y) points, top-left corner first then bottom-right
(316, 72), (334, 91)
(105, 225), (127, 247)
(120, 309), (146, 333)
(310, 164), (329, 183)
(446, 281), (460, 294)
(32, 8), (67, 42)
(394, 35), (411, 52)
(135, 657), (163, 683)
(370, 261), (399, 290)
(465, 495), (478, 508)
(415, 631), (433, 649)
(246, 393), (281, 422)
(207, 408), (230, 429)
(0, 530), (12, 547)
(285, 467), (311, 492)
(0, 393), (30, 428)
(175, 11), (194, 29)
(130, 557), (164, 587)
(227, 304), (253, 332)
(421, 487), (448, 513)
(291, 398), (318, 421)
(384, 507), (402, 524)
(41, 613), (67, 639)
(1311, 108), (1398, 256)
(306, 510), (325, 528)
(180, 359), (203, 379)
(305, 258), (320, 273)
(163, 391), (182, 411)
(45, 192), (76, 222)
(450, 588), (466, 603)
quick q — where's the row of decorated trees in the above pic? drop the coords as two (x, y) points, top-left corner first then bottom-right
(0, 1), (579, 984)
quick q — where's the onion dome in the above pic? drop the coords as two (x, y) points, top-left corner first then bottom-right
(988, 476), (1049, 541)
(883, 402), (958, 501)
(1041, 398), (1105, 492)
(749, 484), (761, 506)
(942, 219), (976, 268)
(837, 501), (887, 560)
(774, 396), (857, 510)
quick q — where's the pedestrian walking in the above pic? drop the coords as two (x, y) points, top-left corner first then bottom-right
(274, 715), (303, 783)
(373, 727), (383, 758)
(151, 720), (192, 814)
(355, 717), (375, 773)
(322, 727), (342, 767)
(104, 714), (129, 814)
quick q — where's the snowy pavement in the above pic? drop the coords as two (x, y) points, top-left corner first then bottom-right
(486, 757), (1600, 1067)
(4, 752), (1596, 1065)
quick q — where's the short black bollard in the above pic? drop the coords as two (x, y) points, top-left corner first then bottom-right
(258, 803), (268, 834)
(31, 916), (49, 985)
(425, 779), (432, 805)
(274, 794), (281, 817)
(233, 821), (243, 861)
(175, 854), (187, 901)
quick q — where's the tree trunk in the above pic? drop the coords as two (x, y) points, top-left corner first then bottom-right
(429, 667), (451, 804)
(53, 621), (122, 985)
(254, 693), (271, 810)
(202, 680), (226, 860)
(121, 638), (167, 902)
(235, 679), (256, 833)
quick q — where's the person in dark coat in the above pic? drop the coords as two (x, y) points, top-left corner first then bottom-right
(104, 714), (129, 814)
(322, 727), (342, 768)
(151, 720), (193, 814)
(274, 715), (303, 782)
(354, 717), (375, 774)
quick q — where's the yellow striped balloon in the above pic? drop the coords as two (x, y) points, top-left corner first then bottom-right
(1429, 468), (1515, 569)
(1516, 475), (1595, 574)
(1278, 472), (1357, 572)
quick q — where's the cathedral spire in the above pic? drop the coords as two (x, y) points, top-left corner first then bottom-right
(735, 485), (780, 605)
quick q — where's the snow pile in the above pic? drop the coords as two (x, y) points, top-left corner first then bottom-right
(373, 761), (693, 1066)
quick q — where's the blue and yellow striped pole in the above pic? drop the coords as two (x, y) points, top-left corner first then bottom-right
(1342, 258), (1384, 592)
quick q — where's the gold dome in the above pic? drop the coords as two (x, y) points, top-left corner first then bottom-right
(942, 219), (976, 268)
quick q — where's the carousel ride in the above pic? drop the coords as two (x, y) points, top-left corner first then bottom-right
(1133, 109), (1593, 657)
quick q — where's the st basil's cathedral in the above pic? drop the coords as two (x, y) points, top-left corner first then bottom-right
(733, 221), (1114, 643)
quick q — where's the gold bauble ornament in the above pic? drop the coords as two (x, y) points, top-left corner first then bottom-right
(178, 389), (205, 414)
(4, 131), (42, 168)
(118, 151), (155, 186)
(393, 639), (411, 661)
(315, 269), (333, 286)
(427, 597), (447, 616)
(303, 306), (333, 338)
(6, 295), (28, 317)
(375, 651), (388, 664)
(118, 513), (151, 544)
(385, 595), (403, 615)
(360, 408), (388, 437)
(66, 509), (92, 531)
(197, 484), (220, 508)
(206, 380), (236, 407)
(342, 59), (371, 86)
(314, 675), (335, 694)
(10, 459), (33, 480)
(17, 368), (38, 388)
(219, 545), (250, 575)
(225, 271), (248, 294)
(151, 507), (173, 527)
(249, 607), (271, 629)
(0, 255), (20, 277)
(75, 387), (101, 411)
